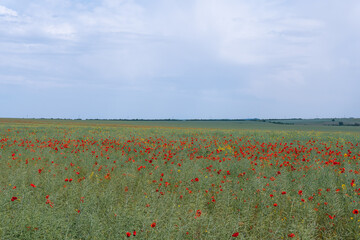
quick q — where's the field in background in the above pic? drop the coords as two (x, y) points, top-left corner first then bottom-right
(0, 118), (359, 239)
(1, 118), (360, 131)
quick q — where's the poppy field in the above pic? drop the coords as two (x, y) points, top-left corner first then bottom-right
(1, 120), (360, 239)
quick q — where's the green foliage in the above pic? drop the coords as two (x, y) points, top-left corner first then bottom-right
(0, 120), (359, 239)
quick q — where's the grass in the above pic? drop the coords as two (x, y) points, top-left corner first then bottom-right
(1, 118), (360, 132)
(0, 119), (359, 239)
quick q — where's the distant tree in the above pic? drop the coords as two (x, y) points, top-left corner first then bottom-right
(339, 121), (344, 126)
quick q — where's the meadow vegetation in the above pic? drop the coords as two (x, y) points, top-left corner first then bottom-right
(0, 119), (359, 239)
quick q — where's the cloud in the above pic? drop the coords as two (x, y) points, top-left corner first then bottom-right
(0, 5), (17, 17)
(0, 74), (73, 88)
(0, 0), (359, 118)
(42, 23), (76, 40)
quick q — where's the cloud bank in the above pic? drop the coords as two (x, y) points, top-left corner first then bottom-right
(1, 0), (359, 118)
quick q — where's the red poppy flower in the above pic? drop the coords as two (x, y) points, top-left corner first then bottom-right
(196, 209), (202, 217)
(195, 178), (199, 182)
(126, 232), (131, 237)
(298, 190), (303, 196)
(232, 232), (239, 237)
(270, 194), (274, 197)
(30, 183), (36, 188)
(151, 222), (156, 228)
(11, 196), (18, 201)
(353, 209), (359, 214)
(282, 191), (286, 195)
(273, 203), (278, 207)
(133, 231), (137, 236)
(288, 233), (295, 238)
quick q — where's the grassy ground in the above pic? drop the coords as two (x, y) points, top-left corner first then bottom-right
(0, 119), (359, 239)
(1, 118), (360, 132)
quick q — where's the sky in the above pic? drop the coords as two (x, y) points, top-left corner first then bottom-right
(0, 0), (359, 119)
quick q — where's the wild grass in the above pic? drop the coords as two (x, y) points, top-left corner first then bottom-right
(0, 120), (359, 239)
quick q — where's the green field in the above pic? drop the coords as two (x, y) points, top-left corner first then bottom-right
(2, 118), (360, 131)
(0, 118), (359, 239)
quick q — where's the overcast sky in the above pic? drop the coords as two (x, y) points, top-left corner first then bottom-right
(1, 0), (359, 119)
